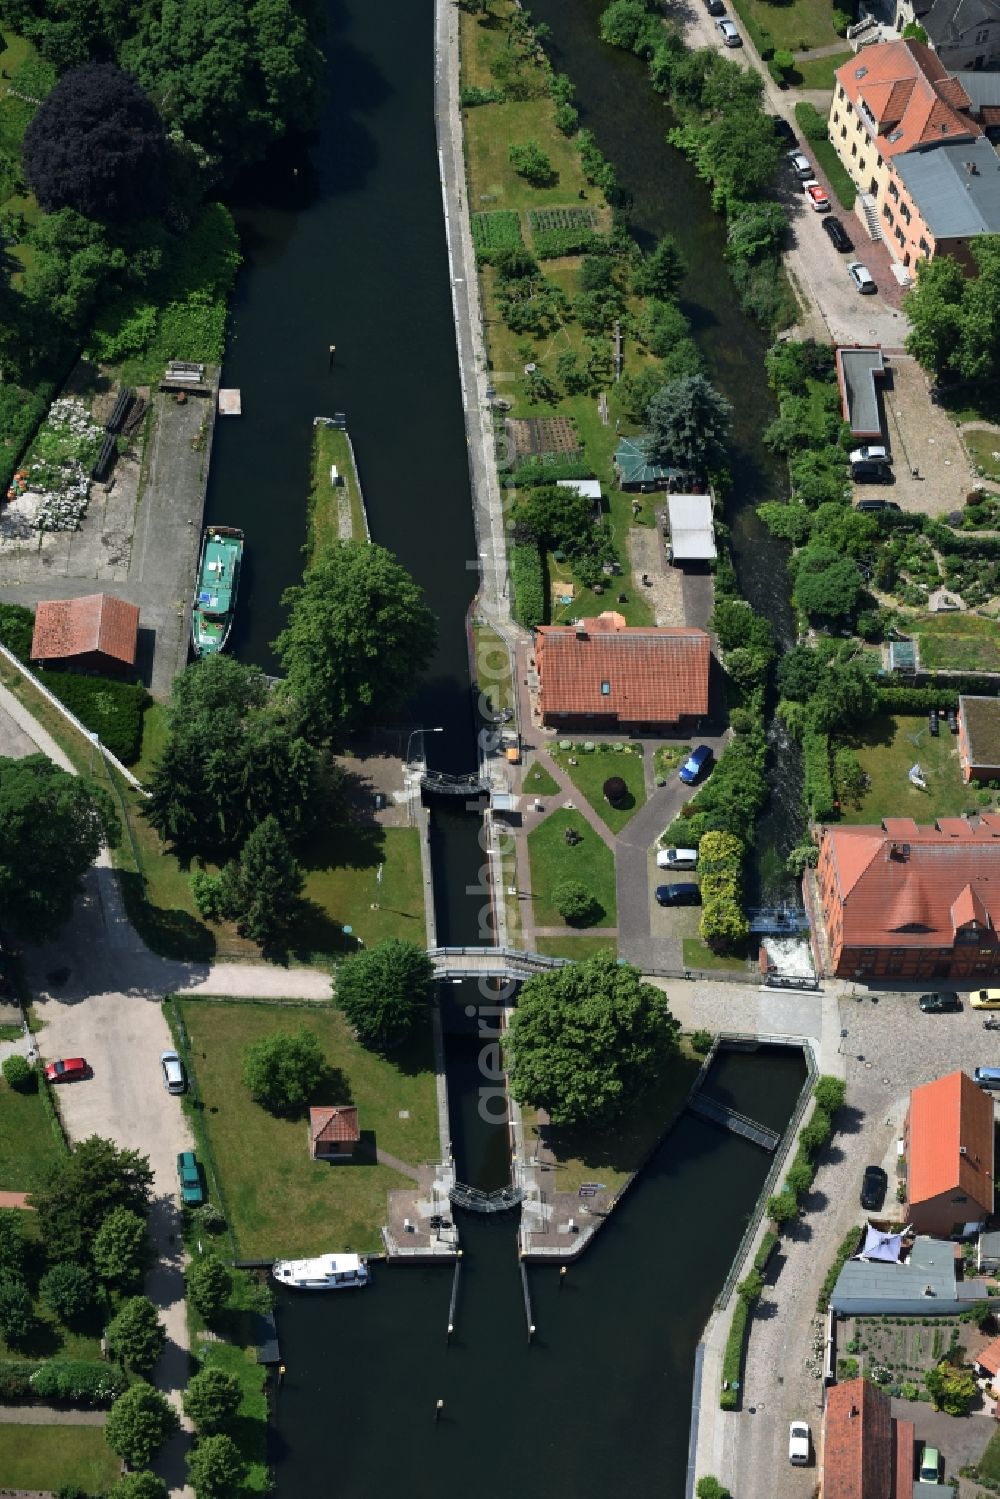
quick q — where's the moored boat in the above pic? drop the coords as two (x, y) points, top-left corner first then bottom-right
(191, 526), (243, 657)
(272, 1253), (370, 1291)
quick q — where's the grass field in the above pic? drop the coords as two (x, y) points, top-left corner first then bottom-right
(0, 1078), (65, 1192)
(534, 934), (617, 959)
(177, 1000), (440, 1256)
(527, 808), (617, 927)
(794, 105), (857, 209)
(682, 937), (753, 972)
(789, 51), (853, 90)
(910, 611), (1000, 672)
(963, 428), (1000, 483)
(473, 619), (514, 714)
(299, 825), (425, 953)
(978, 1424), (1000, 1483)
(837, 714), (974, 825)
(0, 1426), (118, 1492)
(198, 1339), (270, 1492)
(524, 761), (560, 797)
(307, 424), (367, 557)
(729, 0), (843, 52)
(550, 744), (646, 831)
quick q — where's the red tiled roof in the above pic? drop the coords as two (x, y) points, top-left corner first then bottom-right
(893, 1418), (914, 1499)
(908, 1070), (993, 1210)
(309, 1106), (360, 1144)
(31, 593), (139, 666)
(836, 39), (980, 157)
(821, 818), (1000, 949)
(823, 1378), (894, 1499)
(976, 1335), (1000, 1376)
(535, 614), (710, 722)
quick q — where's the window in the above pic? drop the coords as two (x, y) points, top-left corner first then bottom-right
(976, 27), (989, 40)
(841, 126), (848, 139)
(900, 204), (911, 224)
(952, 1194), (969, 1204)
(859, 159), (866, 173)
(852, 143), (858, 158)
(895, 226), (905, 245)
(838, 84), (845, 100)
(600, 681), (610, 696)
(833, 110), (840, 124)
(889, 180), (898, 200)
(846, 98), (853, 113)
(883, 203), (894, 223)
(877, 154), (883, 167)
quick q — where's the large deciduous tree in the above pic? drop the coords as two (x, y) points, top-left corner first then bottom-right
(275, 540), (437, 741)
(106, 1295), (165, 1373)
(0, 755), (114, 940)
(92, 1206), (149, 1289)
(645, 373), (732, 474)
(105, 1382), (179, 1468)
(792, 544), (863, 623)
(186, 1431), (245, 1499)
(240, 1028), (325, 1116)
(29, 1135), (154, 1262)
(336, 939), (434, 1052)
(183, 1367), (241, 1433)
(23, 64), (167, 222)
(504, 953), (680, 1128)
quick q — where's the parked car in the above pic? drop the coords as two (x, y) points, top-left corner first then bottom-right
(679, 745), (713, 785)
(705, 0), (726, 14)
(947, 708), (958, 733)
(160, 1049), (187, 1094)
(822, 215), (853, 252)
(970, 990), (1000, 1009)
(918, 991), (960, 1013)
(852, 460), (894, 483)
(717, 17), (741, 43)
(655, 883), (701, 907)
(803, 179), (830, 212)
(928, 709), (939, 737)
(855, 497), (899, 510)
(848, 260), (877, 294)
(372, 791), (387, 811)
(176, 1151), (205, 1207)
(657, 847), (699, 870)
(850, 444), (889, 465)
(860, 1164), (888, 1210)
(974, 1067), (1000, 1089)
(788, 1421), (811, 1466)
(918, 1444), (941, 1484)
(769, 114), (795, 144)
(45, 1057), (88, 1083)
(788, 150), (812, 179)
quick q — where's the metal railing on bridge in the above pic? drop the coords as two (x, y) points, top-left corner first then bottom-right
(688, 1091), (780, 1151)
(746, 906), (810, 935)
(420, 770), (489, 797)
(428, 946), (568, 978)
(449, 1182), (525, 1213)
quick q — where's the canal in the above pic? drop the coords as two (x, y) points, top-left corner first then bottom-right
(202, 1), (811, 1493)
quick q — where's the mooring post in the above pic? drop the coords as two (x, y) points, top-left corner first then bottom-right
(435, 1399), (444, 1422)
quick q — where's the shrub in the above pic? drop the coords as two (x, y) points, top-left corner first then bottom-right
(0, 1277), (34, 1345)
(240, 1028), (325, 1115)
(39, 1262), (95, 1324)
(553, 879), (602, 928)
(39, 672), (149, 764)
(819, 1228), (862, 1311)
(720, 1297), (749, 1408)
(767, 1190), (798, 1227)
(785, 1158), (815, 1196)
(698, 831), (749, 952)
(813, 1075), (846, 1114)
(510, 542), (546, 628)
(690, 1029), (713, 1054)
(30, 1359), (126, 1406)
(799, 1107), (832, 1155)
(696, 1480), (732, 1499)
(803, 727), (835, 819)
(2, 1055), (34, 1093)
(508, 140), (554, 186)
(0, 602), (36, 662)
(737, 1268), (764, 1304)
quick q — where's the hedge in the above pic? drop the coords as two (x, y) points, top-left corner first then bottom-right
(533, 227), (601, 259)
(0, 1359), (127, 1406)
(819, 1227), (863, 1312)
(875, 686), (960, 713)
(720, 1230), (781, 1409)
(36, 671), (150, 763)
(803, 726), (835, 819)
(510, 542), (546, 629)
(509, 457), (592, 487)
(0, 384), (48, 496)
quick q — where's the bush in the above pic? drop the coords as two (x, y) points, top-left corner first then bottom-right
(819, 1228), (862, 1311)
(799, 1107), (832, 1155)
(508, 140), (554, 186)
(2, 1055), (35, 1093)
(553, 879), (602, 928)
(0, 602), (36, 662)
(786, 1158), (815, 1196)
(29, 1359), (126, 1406)
(39, 1262), (95, 1324)
(720, 1297), (749, 1408)
(696, 1480), (732, 1499)
(767, 1189), (798, 1227)
(813, 1075), (846, 1114)
(510, 542), (546, 629)
(240, 1028), (325, 1116)
(39, 672), (149, 764)
(803, 727), (835, 820)
(698, 830), (749, 952)
(690, 1029), (713, 1054)
(0, 388), (48, 498)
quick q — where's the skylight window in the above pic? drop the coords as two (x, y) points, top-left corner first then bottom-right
(600, 681), (611, 695)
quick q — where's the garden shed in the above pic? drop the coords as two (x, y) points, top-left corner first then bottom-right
(666, 493), (716, 561)
(30, 593), (139, 673)
(309, 1105), (361, 1161)
(613, 436), (676, 491)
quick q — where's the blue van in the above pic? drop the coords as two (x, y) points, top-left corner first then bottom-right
(679, 745), (712, 786)
(974, 1067), (1000, 1090)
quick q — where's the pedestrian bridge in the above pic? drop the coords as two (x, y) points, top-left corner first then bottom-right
(421, 770), (490, 797)
(449, 1181), (525, 1214)
(428, 946), (568, 980)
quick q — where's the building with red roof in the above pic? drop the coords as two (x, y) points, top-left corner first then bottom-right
(903, 1070), (994, 1236)
(30, 594), (139, 674)
(973, 1334), (1000, 1382)
(812, 815), (1000, 979)
(308, 1106), (361, 1161)
(822, 1377), (913, 1499)
(533, 613), (711, 732)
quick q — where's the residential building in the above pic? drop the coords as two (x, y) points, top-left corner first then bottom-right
(829, 40), (1000, 271)
(533, 612), (711, 732)
(811, 815), (1000, 979)
(903, 1070), (994, 1236)
(958, 695), (1000, 781)
(30, 593), (139, 674)
(973, 1334), (1000, 1391)
(831, 1229), (990, 1314)
(308, 1105), (361, 1161)
(836, 346), (887, 440)
(903, 0), (1000, 71)
(821, 1376), (914, 1499)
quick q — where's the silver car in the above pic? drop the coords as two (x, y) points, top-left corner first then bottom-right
(717, 18), (742, 44)
(848, 260), (876, 294)
(160, 1049), (186, 1095)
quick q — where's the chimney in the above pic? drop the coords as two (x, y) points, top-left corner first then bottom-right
(965, 160), (978, 174)
(960, 1145), (967, 1156)
(575, 629), (588, 641)
(849, 1405), (858, 1419)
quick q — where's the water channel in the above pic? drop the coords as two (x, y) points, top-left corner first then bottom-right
(202, 2), (811, 1493)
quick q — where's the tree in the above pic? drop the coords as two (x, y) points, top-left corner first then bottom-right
(504, 953), (679, 1128)
(638, 297), (692, 360)
(599, 0), (659, 53)
(240, 1028), (325, 1115)
(736, 1268), (764, 1304)
(813, 1075), (846, 1114)
(0, 755), (114, 940)
(905, 248), (984, 378)
(771, 48), (795, 81)
(0, 1212), (26, 1279)
(834, 747), (869, 809)
(553, 879), (602, 928)
(146, 656), (319, 859)
(184, 1367), (241, 1433)
(766, 1189), (798, 1227)
(39, 1261), (95, 1324)
(216, 816), (304, 949)
(792, 545), (863, 622)
(187, 1432), (245, 1499)
(105, 1382), (179, 1468)
(275, 541), (437, 741)
(776, 645), (823, 703)
(0, 1275), (34, 1345)
(92, 1207), (148, 1289)
(23, 65), (166, 222)
(337, 939), (434, 1052)
(726, 202), (786, 266)
(925, 1358), (977, 1415)
(508, 140), (554, 186)
(106, 1296), (166, 1374)
(633, 235), (687, 300)
(645, 374), (732, 473)
(30, 1136), (154, 1262)
(111, 1474), (168, 1499)
(186, 1255), (232, 1322)
(514, 484), (594, 553)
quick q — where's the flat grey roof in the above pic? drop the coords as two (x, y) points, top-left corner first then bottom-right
(836, 346), (885, 439)
(953, 71), (1000, 111)
(895, 138), (1000, 239)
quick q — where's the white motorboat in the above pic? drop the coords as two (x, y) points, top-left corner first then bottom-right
(272, 1253), (369, 1290)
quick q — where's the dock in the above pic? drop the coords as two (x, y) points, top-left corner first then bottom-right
(218, 389), (242, 416)
(687, 1092), (780, 1152)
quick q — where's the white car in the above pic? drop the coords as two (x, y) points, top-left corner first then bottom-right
(789, 1420), (811, 1466)
(788, 150), (812, 179)
(848, 260), (876, 294)
(717, 17), (741, 44)
(850, 444), (889, 465)
(657, 847), (699, 870)
(803, 179), (830, 212)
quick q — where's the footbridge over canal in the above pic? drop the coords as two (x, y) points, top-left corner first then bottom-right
(428, 946), (568, 980)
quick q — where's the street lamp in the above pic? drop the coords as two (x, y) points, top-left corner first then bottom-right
(406, 726), (444, 766)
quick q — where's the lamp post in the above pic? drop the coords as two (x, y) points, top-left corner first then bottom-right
(406, 726), (444, 767)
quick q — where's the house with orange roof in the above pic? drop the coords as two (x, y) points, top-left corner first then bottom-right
(811, 815), (1000, 979)
(533, 612), (711, 732)
(903, 1070), (993, 1236)
(30, 593), (139, 675)
(973, 1333), (1000, 1390)
(822, 1376), (914, 1499)
(829, 40), (1000, 273)
(308, 1105), (361, 1161)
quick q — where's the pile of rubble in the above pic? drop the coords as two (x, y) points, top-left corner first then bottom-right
(12, 397), (103, 534)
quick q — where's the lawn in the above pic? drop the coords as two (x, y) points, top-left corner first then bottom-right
(729, 0), (843, 52)
(527, 808), (617, 927)
(789, 51), (853, 91)
(964, 428), (1000, 483)
(910, 611), (1000, 672)
(534, 934), (617, 959)
(654, 743), (692, 782)
(979, 1423), (1000, 1483)
(0, 1427), (118, 1492)
(473, 619), (514, 715)
(837, 714), (975, 825)
(794, 105), (857, 209)
(682, 937), (753, 972)
(198, 1340), (270, 1493)
(298, 825), (426, 953)
(520, 1049), (700, 1196)
(176, 999), (440, 1257)
(0, 1078), (66, 1192)
(307, 423), (367, 558)
(550, 743), (646, 831)
(524, 761), (560, 797)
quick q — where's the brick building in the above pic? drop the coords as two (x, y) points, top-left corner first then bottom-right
(904, 1070), (994, 1237)
(958, 695), (1000, 783)
(30, 593), (139, 674)
(812, 815), (1000, 979)
(822, 1376), (914, 1499)
(308, 1106), (361, 1162)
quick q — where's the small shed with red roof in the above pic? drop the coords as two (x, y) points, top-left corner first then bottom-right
(309, 1105), (361, 1162)
(30, 594), (139, 674)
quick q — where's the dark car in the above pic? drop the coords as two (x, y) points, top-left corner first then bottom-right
(855, 498), (899, 512)
(860, 1165), (888, 1211)
(705, 0), (726, 13)
(928, 708), (939, 737)
(679, 745), (713, 785)
(655, 883), (701, 907)
(947, 708), (958, 734)
(769, 113), (795, 145)
(918, 991), (961, 1013)
(852, 460), (894, 484)
(822, 215), (854, 253)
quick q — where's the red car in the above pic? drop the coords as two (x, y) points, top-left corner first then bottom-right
(45, 1057), (88, 1083)
(803, 179), (830, 212)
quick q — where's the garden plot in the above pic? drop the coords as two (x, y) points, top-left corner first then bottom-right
(837, 1315), (966, 1394)
(2, 398), (103, 544)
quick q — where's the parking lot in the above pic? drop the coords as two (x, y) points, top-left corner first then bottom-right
(875, 355), (979, 516)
